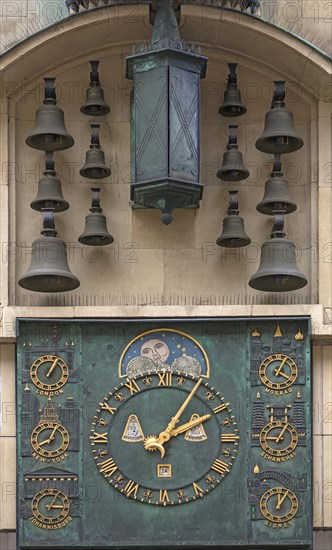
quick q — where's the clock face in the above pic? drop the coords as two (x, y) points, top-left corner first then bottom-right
(260, 487), (299, 523)
(260, 421), (298, 458)
(31, 489), (70, 525)
(259, 354), (298, 391)
(91, 371), (239, 506)
(30, 355), (69, 393)
(31, 421), (70, 458)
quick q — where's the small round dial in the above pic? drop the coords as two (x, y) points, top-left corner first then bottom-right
(91, 371), (239, 506)
(31, 422), (69, 458)
(31, 489), (70, 525)
(260, 487), (298, 523)
(30, 355), (69, 393)
(260, 421), (298, 458)
(259, 354), (298, 391)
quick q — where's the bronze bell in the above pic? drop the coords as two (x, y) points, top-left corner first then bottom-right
(26, 78), (74, 151)
(80, 124), (111, 179)
(219, 63), (247, 117)
(216, 190), (251, 247)
(80, 60), (110, 116)
(249, 213), (307, 292)
(31, 152), (69, 212)
(217, 125), (249, 181)
(257, 154), (297, 215)
(78, 188), (114, 246)
(18, 210), (80, 293)
(256, 81), (304, 154)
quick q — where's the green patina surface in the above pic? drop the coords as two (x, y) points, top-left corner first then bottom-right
(17, 318), (312, 548)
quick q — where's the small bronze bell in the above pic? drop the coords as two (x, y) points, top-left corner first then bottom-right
(26, 78), (74, 151)
(18, 210), (80, 293)
(249, 213), (307, 292)
(80, 60), (110, 116)
(219, 63), (247, 117)
(80, 124), (111, 179)
(31, 152), (69, 212)
(257, 154), (297, 215)
(217, 125), (249, 181)
(216, 190), (251, 248)
(78, 188), (114, 246)
(255, 81), (304, 154)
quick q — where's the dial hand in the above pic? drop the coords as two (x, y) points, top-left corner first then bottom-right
(158, 378), (203, 445)
(274, 357), (287, 377)
(276, 490), (288, 510)
(276, 423), (288, 443)
(266, 436), (284, 441)
(169, 414), (211, 437)
(274, 370), (290, 380)
(46, 492), (60, 511)
(144, 378), (203, 456)
(46, 357), (59, 378)
(38, 425), (58, 446)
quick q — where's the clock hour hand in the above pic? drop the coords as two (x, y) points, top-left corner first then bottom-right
(169, 414), (211, 437)
(38, 425), (58, 447)
(46, 357), (59, 378)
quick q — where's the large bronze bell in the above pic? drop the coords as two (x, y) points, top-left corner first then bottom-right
(216, 190), (251, 247)
(80, 60), (110, 116)
(78, 188), (114, 246)
(249, 214), (307, 292)
(256, 81), (304, 154)
(219, 63), (247, 117)
(26, 78), (74, 151)
(18, 210), (80, 293)
(217, 125), (249, 181)
(257, 154), (297, 215)
(31, 152), (69, 212)
(80, 124), (111, 179)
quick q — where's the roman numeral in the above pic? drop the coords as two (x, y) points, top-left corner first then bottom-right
(159, 490), (170, 504)
(213, 403), (229, 414)
(123, 379), (140, 395)
(221, 434), (239, 443)
(100, 402), (116, 415)
(211, 459), (230, 476)
(192, 482), (204, 497)
(97, 458), (118, 477)
(90, 432), (108, 444)
(157, 372), (172, 386)
(122, 480), (139, 498)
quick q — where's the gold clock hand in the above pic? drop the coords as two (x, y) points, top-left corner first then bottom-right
(274, 370), (290, 380)
(169, 414), (211, 436)
(46, 492), (60, 511)
(265, 436), (284, 441)
(276, 490), (288, 510)
(158, 378), (203, 445)
(274, 357), (287, 377)
(38, 425), (58, 446)
(276, 423), (288, 443)
(46, 357), (59, 378)
(144, 378), (203, 455)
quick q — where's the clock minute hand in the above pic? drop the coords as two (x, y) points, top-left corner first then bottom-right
(274, 357), (287, 377)
(169, 414), (211, 437)
(158, 378), (203, 445)
(276, 490), (289, 510)
(275, 423), (288, 443)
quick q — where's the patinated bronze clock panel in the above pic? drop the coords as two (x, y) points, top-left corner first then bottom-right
(17, 319), (312, 549)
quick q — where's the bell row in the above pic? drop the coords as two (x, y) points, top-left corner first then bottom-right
(26, 67), (304, 159)
(17, 203), (307, 294)
(31, 150), (297, 218)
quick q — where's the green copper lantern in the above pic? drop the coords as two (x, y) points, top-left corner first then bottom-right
(126, 0), (207, 224)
